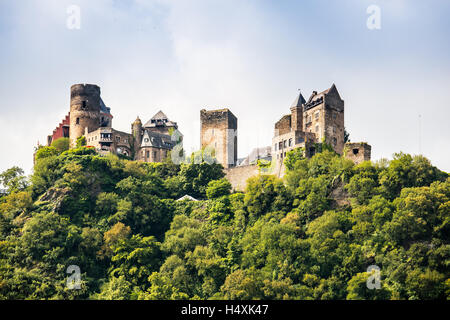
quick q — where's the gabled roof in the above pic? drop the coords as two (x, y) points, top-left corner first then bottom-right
(140, 130), (175, 149)
(151, 110), (168, 120)
(143, 110), (177, 128)
(291, 92), (306, 108)
(306, 84), (340, 103)
(176, 195), (198, 202)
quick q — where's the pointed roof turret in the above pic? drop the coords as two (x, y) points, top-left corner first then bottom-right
(133, 116), (142, 125)
(291, 91), (306, 108)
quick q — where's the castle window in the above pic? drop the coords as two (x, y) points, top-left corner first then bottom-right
(333, 112), (337, 119)
(332, 137), (337, 146)
(81, 101), (87, 110)
(283, 140), (287, 148)
(315, 125), (319, 133)
(144, 138), (149, 143)
(76, 118), (80, 125)
(307, 115), (312, 123)
(279, 142), (282, 149)
(314, 111), (320, 119)
(116, 136), (120, 142)
(146, 151), (150, 158)
(353, 148), (359, 155)
(288, 138), (292, 147)
(153, 151), (157, 159)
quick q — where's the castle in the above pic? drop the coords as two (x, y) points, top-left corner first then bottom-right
(47, 84), (181, 161)
(46, 83), (371, 190)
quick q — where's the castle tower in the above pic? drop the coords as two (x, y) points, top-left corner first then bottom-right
(132, 116), (142, 154)
(290, 91), (306, 132)
(303, 84), (345, 154)
(344, 142), (371, 164)
(200, 108), (237, 168)
(69, 84), (101, 147)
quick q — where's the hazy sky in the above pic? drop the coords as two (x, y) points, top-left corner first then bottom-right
(1, 0), (449, 176)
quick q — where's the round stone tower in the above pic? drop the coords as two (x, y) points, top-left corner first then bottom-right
(69, 84), (101, 147)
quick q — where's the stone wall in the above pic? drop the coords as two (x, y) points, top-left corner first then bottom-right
(224, 164), (260, 191)
(274, 115), (291, 136)
(69, 84), (101, 148)
(200, 109), (237, 168)
(344, 142), (371, 164)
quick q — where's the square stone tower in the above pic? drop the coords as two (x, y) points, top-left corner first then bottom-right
(303, 84), (345, 154)
(344, 142), (371, 164)
(200, 108), (237, 168)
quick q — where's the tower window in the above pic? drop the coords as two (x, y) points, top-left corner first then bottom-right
(315, 125), (319, 133)
(353, 148), (359, 155)
(289, 138), (292, 146)
(76, 118), (80, 125)
(314, 111), (320, 119)
(146, 151), (150, 158)
(81, 101), (87, 110)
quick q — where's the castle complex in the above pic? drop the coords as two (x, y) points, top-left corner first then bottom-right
(47, 84), (180, 162)
(45, 83), (371, 190)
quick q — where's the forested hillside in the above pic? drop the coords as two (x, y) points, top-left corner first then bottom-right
(0, 141), (448, 300)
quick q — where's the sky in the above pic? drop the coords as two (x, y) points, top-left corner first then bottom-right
(0, 0), (449, 176)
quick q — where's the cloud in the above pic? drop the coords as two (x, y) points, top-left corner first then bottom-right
(0, 0), (449, 176)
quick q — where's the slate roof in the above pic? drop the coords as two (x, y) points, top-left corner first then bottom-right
(100, 98), (111, 114)
(143, 110), (178, 128)
(291, 92), (306, 108)
(140, 130), (175, 149)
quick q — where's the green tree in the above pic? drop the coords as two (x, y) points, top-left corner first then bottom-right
(206, 178), (232, 199)
(0, 167), (29, 193)
(51, 137), (70, 153)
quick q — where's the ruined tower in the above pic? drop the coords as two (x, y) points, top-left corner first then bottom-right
(69, 84), (101, 147)
(344, 142), (371, 165)
(200, 108), (237, 168)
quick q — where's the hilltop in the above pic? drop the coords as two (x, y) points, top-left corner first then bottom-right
(0, 145), (448, 300)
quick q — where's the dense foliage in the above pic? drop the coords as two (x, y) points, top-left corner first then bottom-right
(0, 146), (448, 300)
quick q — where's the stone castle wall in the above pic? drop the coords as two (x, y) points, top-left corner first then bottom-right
(200, 109), (237, 168)
(344, 142), (371, 165)
(224, 164), (260, 191)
